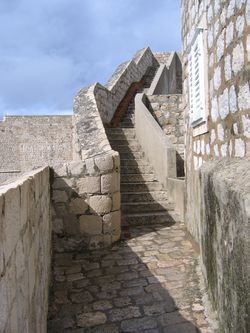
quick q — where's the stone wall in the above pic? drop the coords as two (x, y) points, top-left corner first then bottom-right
(0, 167), (51, 333)
(147, 95), (185, 177)
(181, 0), (250, 240)
(181, 0), (250, 331)
(200, 158), (250, 333)
(51, 151), (121, 251)
(0, 116), (73, 184)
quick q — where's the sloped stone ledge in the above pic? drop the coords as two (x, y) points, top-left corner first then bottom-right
(0, 167), (51, 333)
(73, 47), (157, 160)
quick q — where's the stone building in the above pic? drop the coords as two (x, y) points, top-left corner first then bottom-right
(181, 0), (250, 332)
(0, 1), (249, 332)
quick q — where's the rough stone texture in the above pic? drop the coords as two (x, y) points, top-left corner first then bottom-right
(182, 0), (250, 238)
(0, 116), (73, 184)
(200, 158), (250, 333)
(51, 151), (121, 250)
(147, 94), (185, 177)
(48, 223), (216, 333)
(182, 0), (250, 331)
(0, 167), (51, 333)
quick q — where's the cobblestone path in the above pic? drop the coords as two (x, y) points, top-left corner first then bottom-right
(48, 222), (215, 333)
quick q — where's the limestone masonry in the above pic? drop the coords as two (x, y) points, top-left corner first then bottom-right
(0, 1), (249, 332)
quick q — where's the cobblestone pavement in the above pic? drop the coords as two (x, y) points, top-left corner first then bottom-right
(48, 223), (216, 333)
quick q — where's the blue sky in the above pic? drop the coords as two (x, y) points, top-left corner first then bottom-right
(0, 0), (181, 118)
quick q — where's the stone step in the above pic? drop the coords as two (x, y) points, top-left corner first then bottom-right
(111, 144), (141, 152)
(120, 159), (150, 166)
(109, 139), (138, 146)
(118, 151), (145, 159)
(107, 133), (136, 140)
(121, 182), (163, 192)
(120, 165), (154, 174)
(121, 191), (169, 203)
(118, 124), (134, 128)
(121, 174), (157, 182)
(122, 201), (174, 214)
(105, 128), (135, 135)
(122, 116), (135, 122)
(123, 211), (176, 226)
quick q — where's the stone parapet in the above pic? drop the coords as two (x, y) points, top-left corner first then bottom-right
(0, 167), (51, 333)
(73, 47), (156, 160)
(52, 150), (121, 250)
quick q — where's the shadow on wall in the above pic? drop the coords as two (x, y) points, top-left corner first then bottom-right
(47, 223), (205, 333)
(145, 98), (185, 178)
(50, 156), (121, 253)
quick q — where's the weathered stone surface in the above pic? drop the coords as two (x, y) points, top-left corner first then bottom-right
(112, 192), (121, 211)
(102, 211), (121, 234)
(52, 190), (68, 203)
(121, 317), (157, 332)
(87, 176), (101, 193)
(89, 195), (112, 214)
(101, 173), (119, 193)
(109, 306), (141, 322)
(68, 161), (85, 177)
(69, 197), (88, 214)
(48, 223), (216, 332)
(77, 311), (107, 327)
(95, 154), (114, 173)
(79, 215), (102, 235)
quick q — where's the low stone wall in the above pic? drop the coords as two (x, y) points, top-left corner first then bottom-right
(200, 158), (250, 333)
(52, 150), (121, 251)
(135, 93), (176, 188)
(147, 94), (185, 177)
(0, 167), (51, 333)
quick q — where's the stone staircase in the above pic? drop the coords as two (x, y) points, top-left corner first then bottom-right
(106, 67), (176, 227)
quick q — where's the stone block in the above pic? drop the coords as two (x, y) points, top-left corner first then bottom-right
(238, 83), (250, 111)
(68, 161), (85, 177)
(232, 43), (244, 75)
(79, 215), (102, 235)
(86, 157), (96, 175)
(95, 154), (114, 173)
(89, 195), (112, 214)
(63, 214), (79, 235)
(103, 210), (121, 234)
(53, 164), (68, 177)
(101, 173), (120, 194)
(69, 198), (88, 215)
(52, 190), (68, 203)
(112, 192), (121, 211)
(87, 176), (100, 193)
(52, 218), (64, 234)
(235, 138), (245, 157)
(77, 311), (107, 327)
(218, 88), (229, 120)
(76, 178), (87, 195)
